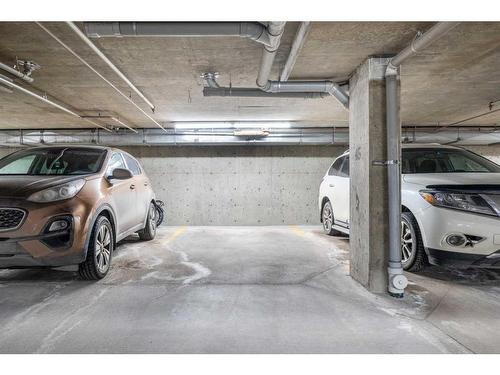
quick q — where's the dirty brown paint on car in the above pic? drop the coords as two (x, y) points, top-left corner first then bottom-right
(0, 145), (157, 279)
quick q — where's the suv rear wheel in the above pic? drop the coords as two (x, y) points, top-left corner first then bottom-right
(322, 200), (342, 236)
(401, 211), (427, 272)
(138, 202), (157, 241)
(79, 216), (114, 280)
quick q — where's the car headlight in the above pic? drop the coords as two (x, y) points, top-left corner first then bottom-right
(419, 190), (497, 216)
(28, 179), (86, 203)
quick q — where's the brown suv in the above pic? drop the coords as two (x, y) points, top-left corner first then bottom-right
(0, 146), (157, 279)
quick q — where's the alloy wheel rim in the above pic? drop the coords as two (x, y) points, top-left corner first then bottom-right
(149, 204), (156, 232)
(95, 224), (112, 273)
(323, 204), (333, 231)
(401, 220), (413, 263)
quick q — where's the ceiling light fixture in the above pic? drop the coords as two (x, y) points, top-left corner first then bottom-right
(173, 121), (291, 129)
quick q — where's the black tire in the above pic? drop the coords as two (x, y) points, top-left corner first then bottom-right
(322, 200), (342, 236)
(401, 211), (427, 272)
(138, 202), (157, 241)
(78, 216), (114, 280)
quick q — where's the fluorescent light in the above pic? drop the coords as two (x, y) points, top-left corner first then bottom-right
(174, 122), (291, 129)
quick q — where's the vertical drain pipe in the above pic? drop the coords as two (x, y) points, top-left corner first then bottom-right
(385, 22), (460, 297)
(385, 69), (406, 297)
(256, 22), (286, 89)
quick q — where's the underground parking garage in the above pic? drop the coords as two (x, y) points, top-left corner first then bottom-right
(1, 15), (500, 356)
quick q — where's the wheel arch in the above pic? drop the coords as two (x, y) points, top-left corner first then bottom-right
(320, 196), (330, 222)
(83, 204), (117, 259)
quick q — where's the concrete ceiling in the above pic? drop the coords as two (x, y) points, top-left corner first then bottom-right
(0, 21), (499, 130)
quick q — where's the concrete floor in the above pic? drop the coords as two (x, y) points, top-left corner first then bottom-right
(0, 226), (499, 353)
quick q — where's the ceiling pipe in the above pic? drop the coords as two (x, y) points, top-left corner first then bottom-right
(0, 62), (34, 83)
(203, 86), (328, 99)
(84, 22), (275, 47)
(66, 21), (156, 113)
(280, 22), (311, 81)
(384, 22), (460, 298)
(255, 22), (287, 89)
(85, 22), (349, 108)
(36, 22), (166, 132)
(0, 75), (112, 132)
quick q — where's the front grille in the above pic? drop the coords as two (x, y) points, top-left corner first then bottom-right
(0, 208), (26, 231)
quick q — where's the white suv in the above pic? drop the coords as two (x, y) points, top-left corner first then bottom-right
(319, 144), (500, 271)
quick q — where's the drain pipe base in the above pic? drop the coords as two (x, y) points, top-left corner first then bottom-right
(388, 266), (408, 298)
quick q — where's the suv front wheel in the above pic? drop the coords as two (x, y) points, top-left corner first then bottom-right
(79, 216), (114, 280)
(401, 211), (427, 272)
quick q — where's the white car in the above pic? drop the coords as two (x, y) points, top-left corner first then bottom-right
(319, 144), (500, 271)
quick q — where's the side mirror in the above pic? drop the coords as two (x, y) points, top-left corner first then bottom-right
(110, 168), (133, 180)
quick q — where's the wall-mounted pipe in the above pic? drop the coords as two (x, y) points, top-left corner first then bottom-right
(36, 22), (166, 132)
(384, 22), (460, 298)
(66, 21), (156, 113)
(280, 22), (311, 81)
(0, 75), (111, 132)
(0, 62), (34, 83)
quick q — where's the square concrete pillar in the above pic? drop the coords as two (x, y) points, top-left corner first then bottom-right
(348, 57), (397, 293)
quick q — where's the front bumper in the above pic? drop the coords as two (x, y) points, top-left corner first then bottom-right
(427, 248), (500, 268)
(0, 198), (93, 268)
(416, 204), (500, 268)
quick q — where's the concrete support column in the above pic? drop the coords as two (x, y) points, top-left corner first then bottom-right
(348, 57), (398, 293)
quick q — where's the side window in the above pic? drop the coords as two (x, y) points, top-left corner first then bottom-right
(328, 156), (345, 176)
(123, 154), (141, 176)
(339, 156), (349, 177)
(0, 154), (36, 174)
(106, 153), (126, 176)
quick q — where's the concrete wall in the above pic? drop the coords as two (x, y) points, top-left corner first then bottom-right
(123, 146), (343, 225)
(1, 144), (500, 226)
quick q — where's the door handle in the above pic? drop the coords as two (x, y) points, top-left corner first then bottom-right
(329, 183), (335, 187)
(130, 184), (136, 190)
(144, 182), (149, 186)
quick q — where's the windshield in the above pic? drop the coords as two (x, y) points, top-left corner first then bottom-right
(0, 148), (107, 175)
(402, 148), (500, 174)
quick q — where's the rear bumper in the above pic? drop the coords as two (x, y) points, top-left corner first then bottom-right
(427, 247), (500, 269)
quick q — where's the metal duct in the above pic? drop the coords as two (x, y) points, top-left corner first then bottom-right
(0, 61), (34, 83)
(1, 126), (498, 147)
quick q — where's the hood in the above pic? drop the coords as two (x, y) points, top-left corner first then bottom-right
(403, 173), (500, 189)
(0, 175), (89, 199)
